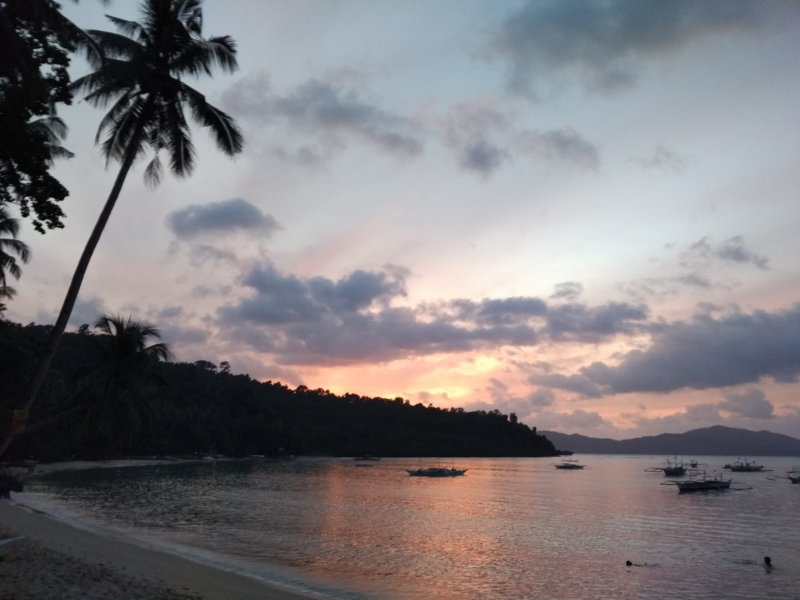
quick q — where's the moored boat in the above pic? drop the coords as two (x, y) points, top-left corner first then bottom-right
(726, 458), (764, 472)
(647, 457), (687, 476)
(553, 459), (585, 470)
(407, 467), (467, 477)
(674, 474), (732, 493)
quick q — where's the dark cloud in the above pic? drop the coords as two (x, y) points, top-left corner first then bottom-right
(515, 128), (599, 169)
(67, 296), (107, 328)
(463, 380), (555, 420)
(632, 145), (688, 172)
(443, 103), (511, 176)
(719, 387), (774, 419)
(490, 0), (772, 97)
(167, 198), (280, 239)
(222, 74), (423, 158)
(452, 297), (548, 326)
(443, 103), (598, 175)
(460, 140), (510, 176)
(551, 281), (583, 301)
(684, 236), (769, 270)
(536, 305), (800, 396)
(545, 302), (649, 341)
(218, 265), (649, 365)
(715, 236), (769, 270)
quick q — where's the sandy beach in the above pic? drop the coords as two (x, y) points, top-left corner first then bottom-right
(0, 497), (317, 600)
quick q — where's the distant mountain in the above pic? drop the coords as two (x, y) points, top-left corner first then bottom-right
(541, 425), (800, 456)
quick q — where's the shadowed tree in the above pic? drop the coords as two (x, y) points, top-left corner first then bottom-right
(78, 314), (172, 456)
(0, 0), (98, 232)
(0, 206), (31, 301)
(0, 0), (243, 458)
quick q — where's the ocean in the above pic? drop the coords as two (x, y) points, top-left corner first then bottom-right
(18, 455), (800, 599)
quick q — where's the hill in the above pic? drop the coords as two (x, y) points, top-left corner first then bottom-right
(541, 425), (800, 456)
(1, 320), (558, 460)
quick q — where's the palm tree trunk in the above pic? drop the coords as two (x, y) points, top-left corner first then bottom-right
(0, 112), (149, 459)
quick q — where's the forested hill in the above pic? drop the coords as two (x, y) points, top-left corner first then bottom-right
(0, 321), (557, 460)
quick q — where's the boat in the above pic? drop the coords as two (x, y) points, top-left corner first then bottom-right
(726, 458), (764, 472)
(647, 457), (687, 477)
(553, 459), (585, 470)
(786, 466), (800, 484)
(407, 467), (467, 477)
(674, 474), (732, 493)
(353, 455), (380, 461)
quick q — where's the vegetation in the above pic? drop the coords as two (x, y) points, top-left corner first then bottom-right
(0, 0), (87, 232)
(0, 207), (30, 311)
(8, 0), (244, 458)
(0, 320), (558, 461)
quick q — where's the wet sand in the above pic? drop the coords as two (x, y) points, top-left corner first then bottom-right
(0, 498), (317, 600)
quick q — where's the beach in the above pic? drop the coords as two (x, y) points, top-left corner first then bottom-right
(0, 487), (317, 600)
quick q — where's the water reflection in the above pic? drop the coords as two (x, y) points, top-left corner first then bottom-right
(25, 456), (800, 600)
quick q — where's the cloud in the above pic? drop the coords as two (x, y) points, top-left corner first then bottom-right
(443, 102), (512, 176)
(442, 102), (598, 175)
(167, 198), (280, 239)
(222, 74), (423, 159)
(217, 264), (650, 365)
(66, 296), (108, 328)
(536, 304), (800, 396)
(714, 236), (769, 270)
(514, 128), (599, 169)
(489, 0), (773, 98)
(625, 402), (724, 435)
(464, 379), (556, 419)
(632, 145), (688, 172)
(719, 387), (774, 419)
(544, 302), (648, 341)
(551, 281), (583, 301)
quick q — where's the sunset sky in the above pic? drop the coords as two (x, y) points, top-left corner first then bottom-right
(8, 0), (800, 440)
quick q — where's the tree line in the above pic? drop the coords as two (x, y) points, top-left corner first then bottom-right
(0, 319), (559, 461)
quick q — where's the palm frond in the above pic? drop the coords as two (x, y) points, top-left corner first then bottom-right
(105, 15), (148, 44)
(0, 239), (31, 267)
(143, 154), (163, 189)
(165, 102), (195, 176)
(181, 85), (243, 155)
(172, 36), (238, 76)
(86, 29), (144, 60)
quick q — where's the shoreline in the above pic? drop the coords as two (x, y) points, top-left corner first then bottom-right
(0, 497), (321, 600)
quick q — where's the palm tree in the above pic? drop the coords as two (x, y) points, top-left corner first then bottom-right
(0, 206), (31, 300)
(79, 314), (171, 456)
(0, 0), (243, 458)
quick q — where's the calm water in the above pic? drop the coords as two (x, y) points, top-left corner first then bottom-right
(19, 456), (800, 599)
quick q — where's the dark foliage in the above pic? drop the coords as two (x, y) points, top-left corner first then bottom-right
(0, 321), (558, 460)
(0, 0), (80, 232)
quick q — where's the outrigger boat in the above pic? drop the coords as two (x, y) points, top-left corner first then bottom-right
(646, 457), (687, 477)
(725, 458), (765, 472)
(553, 459), (585, 470)
(671, 473), (732, 493)
(785, 466), (800, 484)
(407, 467), (467, 477)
